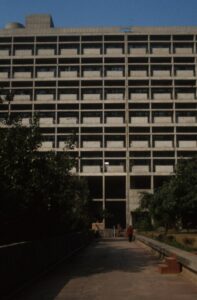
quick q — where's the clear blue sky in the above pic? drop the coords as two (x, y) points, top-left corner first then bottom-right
(0, 0), (197, 29)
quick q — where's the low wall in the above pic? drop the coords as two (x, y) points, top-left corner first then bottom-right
(0, 232), (91, 298)
(137, 234), (197, 274)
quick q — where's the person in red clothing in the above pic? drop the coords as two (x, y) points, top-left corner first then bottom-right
(126, 225), (134, 242)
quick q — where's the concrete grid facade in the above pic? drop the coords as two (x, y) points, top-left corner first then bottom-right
(0, 15), (197, 227)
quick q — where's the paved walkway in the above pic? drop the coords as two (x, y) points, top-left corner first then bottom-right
(17, 239), (197, 300)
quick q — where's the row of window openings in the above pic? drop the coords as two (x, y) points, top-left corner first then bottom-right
(7, 114), (195, 125)
(39, 128), (197, 134)
(0, 125), (195, 136)
(2, 82), (196, 89)
(58, 164), (176, 173)
(36, 78), (197, 84)
(0, 103), (195, 110)
(2, 90), (197, 100)
(1, 66), (196, 75)
(40, 139), (197, 148)
(0, 54), (196, 64)
(1, 34), (197, 42)
(1, 109), (196, 114)
(3, 82), (197, 89)
(1, 58), (196, 66)
(6, 111), (195, 116)
(37, 157), (196, 173)
(66, 151), (196, 158)
(45, 150), (196, 157)
(0, 44), (197, 55)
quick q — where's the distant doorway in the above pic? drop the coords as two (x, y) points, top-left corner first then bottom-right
(105, 201), (126, 229)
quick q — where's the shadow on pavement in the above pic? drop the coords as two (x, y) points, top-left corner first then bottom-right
(16, 239), (159, 300)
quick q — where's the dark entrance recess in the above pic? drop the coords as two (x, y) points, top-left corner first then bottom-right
(130, 176), (151, 189)
(153, 176), (172, 188)
(90, 201), (103, 223)
(105, 176), (126, 199)
(105, 201), (126, 229)
(86, 176), (102, 199)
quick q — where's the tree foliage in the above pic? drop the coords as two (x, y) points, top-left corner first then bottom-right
(139, 157), (197, 232)
(0, 118), (91, 244)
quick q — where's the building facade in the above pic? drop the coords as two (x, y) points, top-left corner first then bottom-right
(0, 15), (197, 227)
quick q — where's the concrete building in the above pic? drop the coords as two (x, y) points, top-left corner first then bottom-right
(0, 14), (196, 227)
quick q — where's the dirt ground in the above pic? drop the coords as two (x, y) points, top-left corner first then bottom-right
(172, 233), (197, 248)
(141, 231), (197, 250)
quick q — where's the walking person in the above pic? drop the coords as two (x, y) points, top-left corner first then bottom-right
(126, 225), (133, 242)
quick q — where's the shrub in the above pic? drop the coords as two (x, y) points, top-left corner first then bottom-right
(182, 237), (195, 246)
(166, 235), (176, 242)
(134, 213), (153, 231)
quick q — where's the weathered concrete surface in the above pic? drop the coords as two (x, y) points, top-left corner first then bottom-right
(17, 239), (197, 300)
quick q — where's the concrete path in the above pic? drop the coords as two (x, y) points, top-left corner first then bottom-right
(17, 239), (197, 300)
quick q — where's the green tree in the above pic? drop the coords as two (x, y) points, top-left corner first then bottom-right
(139, 157), (197, 233)
(0, 118), (91, 243)
(0, 118), (42, 241)
(67, 176), (91, 231)
(0, 118), (41, 217)
(139, 182), (177, 234)
(173, 157), (197, 228)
